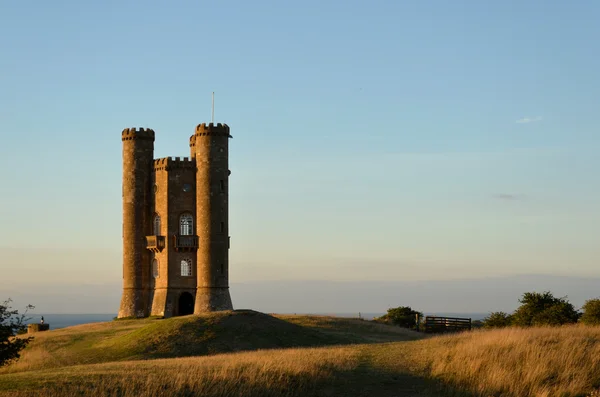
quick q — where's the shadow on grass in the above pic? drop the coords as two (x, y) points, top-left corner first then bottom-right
(313, 363), (478, 397)
(139, 309), (422, 360)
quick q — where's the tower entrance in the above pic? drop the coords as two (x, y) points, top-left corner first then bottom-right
(178, 292), (194, 316)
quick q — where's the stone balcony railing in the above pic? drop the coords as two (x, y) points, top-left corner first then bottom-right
(173, 235), (198, 252)
(146, 235), (166, 252)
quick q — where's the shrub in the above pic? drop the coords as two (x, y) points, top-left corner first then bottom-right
(471, 320), (484, 329)
(375, 306), (422, 330)
(581, 299), (600, 325)
(511, 291), (580, 327)
(483, 312), (513, 328)
(0, 299), (34, 367)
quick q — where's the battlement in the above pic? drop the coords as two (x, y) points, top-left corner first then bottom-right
(194, 123), (232, 138)
(122, 127), (155, 141)
(153, 156), (196, 171)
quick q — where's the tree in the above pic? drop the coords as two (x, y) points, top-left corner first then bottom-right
(483, 311), (513, 328)
(511, 291), (580, 327)
(375, 306), (423, 330)
(0, 299), (34, 367)
(581, 298), (600, 325)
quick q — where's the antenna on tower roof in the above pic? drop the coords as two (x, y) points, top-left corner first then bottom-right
(211, 92), (215, 123)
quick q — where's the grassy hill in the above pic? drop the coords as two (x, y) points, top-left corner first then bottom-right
(0, 310), (420, 374)
(2, 311), (600, 396)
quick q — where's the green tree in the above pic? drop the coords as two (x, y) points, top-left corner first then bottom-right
(483, 311), (513, 328)
(512, 291), (580, 327)
(0, 299), (34, 367)
(376, 306), (423, 329)
(581, 298), (600, 325)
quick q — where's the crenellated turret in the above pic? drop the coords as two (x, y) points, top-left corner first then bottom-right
(191, 122), (233, 312)
(119, 127), (155, 318)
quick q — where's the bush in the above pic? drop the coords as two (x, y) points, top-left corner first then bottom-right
(483, 312), (513, 328)
(375, 306), (422, 330)
(511, 291), (580, 327)
(581, 299), (600, 325)
(471, 320), (484, 329)
(1, 299), (34, 367)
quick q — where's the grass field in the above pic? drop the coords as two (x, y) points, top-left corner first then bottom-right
(1, 311), (600, 396)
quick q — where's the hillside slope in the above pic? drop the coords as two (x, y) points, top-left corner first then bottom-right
(6, 326), (600, 397)
(0, 310), (420, 374)
(4, 314), (599, 396)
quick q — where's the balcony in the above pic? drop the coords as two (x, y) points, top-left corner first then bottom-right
(173, 235), (198, 252)
(146, 235), (165, 252)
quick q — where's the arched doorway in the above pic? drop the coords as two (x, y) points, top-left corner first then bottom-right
(178, 292), (194, 316)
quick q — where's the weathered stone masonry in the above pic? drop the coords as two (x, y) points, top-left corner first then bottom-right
(118, 123), (233, 318)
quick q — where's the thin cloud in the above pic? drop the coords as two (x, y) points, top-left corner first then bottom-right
(493, 193), (525, 201)
(516, 116), (542, 124)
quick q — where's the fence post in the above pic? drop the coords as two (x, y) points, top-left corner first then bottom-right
(415, 313), (420, 332)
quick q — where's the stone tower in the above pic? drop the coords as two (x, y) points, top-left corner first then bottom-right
(118, 123), (233, 318)
(191, 123), (233, 311)
(119, 128), (155, 318)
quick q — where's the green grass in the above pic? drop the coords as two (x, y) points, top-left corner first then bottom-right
(0, 310), (420, 374)
(4, 312), (599, 396)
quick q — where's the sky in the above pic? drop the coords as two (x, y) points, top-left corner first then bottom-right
(1, 1), (600, 314)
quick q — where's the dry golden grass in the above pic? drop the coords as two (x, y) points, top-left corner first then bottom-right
(398, 324), (600, 397)
(0, 345), (433, 397)
(3, 315), (600, 396)
(3, 347), (355, 396)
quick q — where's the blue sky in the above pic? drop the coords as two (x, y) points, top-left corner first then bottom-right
(1, 1), (600, 313)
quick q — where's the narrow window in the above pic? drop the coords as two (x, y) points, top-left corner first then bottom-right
(152, 259), (159, 278)
(219, 180), (224, 191)
(180, 214), (193, 235)
(181, 259), (192, 277)
(220, 221), (224, 233)
(153, 214), (161, 235)
(220, 263), (224, 274)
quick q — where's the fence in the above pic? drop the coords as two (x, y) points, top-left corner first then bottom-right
(423, 316), (471, 334)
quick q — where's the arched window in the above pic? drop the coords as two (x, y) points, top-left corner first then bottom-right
(181, 259), (192, 277)
(152, 258), (159, 278)
(153, 214), (161, 235)
(180, 214), (193, 235)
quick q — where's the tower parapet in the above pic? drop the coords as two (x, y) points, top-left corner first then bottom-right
(121, 127), (155, 141)
(153, 157), (196, 171)
(194, 123), (232, 137)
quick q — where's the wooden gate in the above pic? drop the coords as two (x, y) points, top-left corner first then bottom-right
(424, 316), (471, 333)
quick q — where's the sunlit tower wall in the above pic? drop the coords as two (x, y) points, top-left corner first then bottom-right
(119, 127), (155, 318)
(190, 123), (233, 312)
